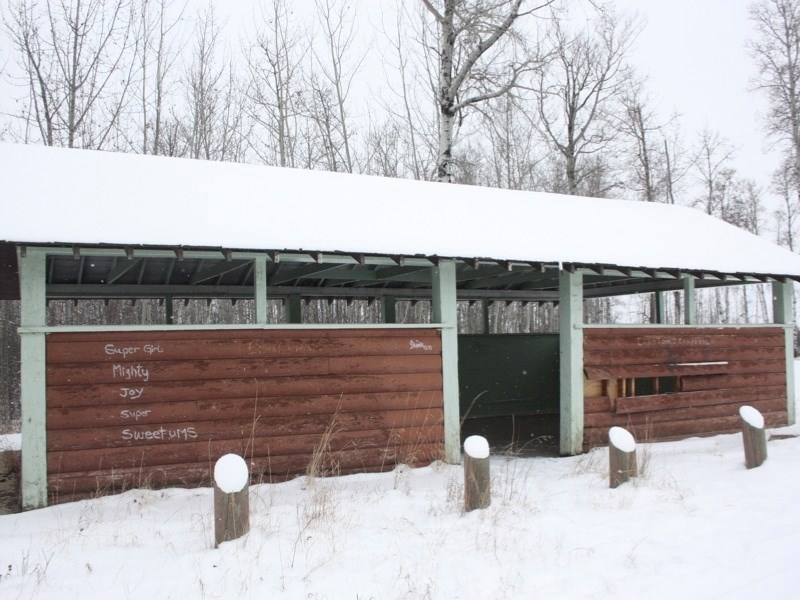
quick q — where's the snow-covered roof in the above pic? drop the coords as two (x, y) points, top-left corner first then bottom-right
(3, 143), (800, 277)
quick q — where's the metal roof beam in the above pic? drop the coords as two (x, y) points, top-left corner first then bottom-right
(189, 260), (250, 284)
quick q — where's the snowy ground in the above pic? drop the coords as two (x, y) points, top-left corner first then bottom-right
(2, 378), (799, 599)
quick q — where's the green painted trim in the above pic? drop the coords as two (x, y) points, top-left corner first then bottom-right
(381, 296), (396, 324)
(254, 256), (268, 324)
(432, 260), (460, 465)
(483, 299), (491, 334)
(286, 294), (302, 324)
(19, 323), (445, 334)
(683, 276), (697, 325)
(772, 281), (796, 425)
(655, 291), (667, 324)
(559, 270), (584, 456)
(164, 294), (174, 325)
(17, 247), (48, 510)
(20, 332), (47, 510)
(580, 323), (789, 330)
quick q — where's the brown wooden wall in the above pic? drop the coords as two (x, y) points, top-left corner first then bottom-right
(45, 328), (444, 503)
(583, 327), (788, 449)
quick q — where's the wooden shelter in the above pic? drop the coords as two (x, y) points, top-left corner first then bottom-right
(2, 144), (799, 510)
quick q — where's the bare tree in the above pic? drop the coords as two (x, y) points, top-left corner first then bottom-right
(421, 0), (548, 183)
(750, 0), (800, 207)
(136, 0), (184, 155)
(3, 0), (136, 148)
(245, 0), (307, 167)
(534, 8), (639, 195)
(692, 128), (737, 217)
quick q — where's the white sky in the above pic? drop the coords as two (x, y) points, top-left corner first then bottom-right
(614, 0), (778, 193)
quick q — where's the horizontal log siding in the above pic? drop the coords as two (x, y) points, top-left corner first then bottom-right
(583, 327), (788, 449)
(45, 329), (444, 503)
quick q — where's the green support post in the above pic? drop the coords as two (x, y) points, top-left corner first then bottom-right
(432, 260), (460, 464)
(18, 248), (48, 509)
(482, 299), (491, 333)
(559, 270), (584, 456)
(773, 281), (796, 425)
(254, 256), (268, 324)
(164, 294), (173, 324)
(654, 291), (666, 324)
(381, 296), (396, 324)
(683, 276), (696, 325)
(286, 294), (302, 324)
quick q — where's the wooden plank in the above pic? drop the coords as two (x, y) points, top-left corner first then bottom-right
(584, 327), (783, 338)
(584, 396), (611, 414)
(584, 379), (603, 397)
(47, 335), (443, 364)
(47, 372), (444, 408)
(584, 346), (784, 367)
(584, 359), (784, 380)
(46, 328), (440, 343)
(48, 425), (444, 473)
(681, 372), (787, 392)
(48, 443), (444, 494)
(583, 332), (784, 351)
(47, 354), (443, 386)
(47, 407), (445, 452)
(585, 397), (786, 429)
(615, 386), (787, 415)
(47, 390), (444, 430)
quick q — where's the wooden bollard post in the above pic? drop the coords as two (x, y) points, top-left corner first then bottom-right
(463, 435), (490, 511)
(213, 454), (250, 547)
(608, 426), (637, 489)
(740, 406), (767, 469)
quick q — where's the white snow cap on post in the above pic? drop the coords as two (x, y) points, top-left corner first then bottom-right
(609, 427), (636, 453)
(464, 435), (490, 459)
(214, 454), (249, 493)
(739, 406), (765, 429)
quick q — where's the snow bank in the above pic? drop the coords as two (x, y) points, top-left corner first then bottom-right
(739, 406), (765, 429)
(609, 426), (636, 452)
(213, 454), (249, 493)
(463, 435), (490, 459)
(0, 433), (21, 452)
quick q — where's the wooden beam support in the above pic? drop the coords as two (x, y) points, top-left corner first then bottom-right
(254, 256), (268, 324)
(17, 247), (48, 509)
(773, 281), (796, 425)
(559, 269), (584, 456)
(432, 259), (460, 465)
(683, 275), (697, 325)
(268, 263), (345, 285)
(654, 291), (666, 324)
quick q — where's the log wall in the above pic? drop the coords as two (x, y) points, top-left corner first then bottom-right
(45, 328), (443, 503)
(583, 327), (788, 448)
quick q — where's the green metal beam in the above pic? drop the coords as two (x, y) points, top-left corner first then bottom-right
(286, 294), (302, 324)
(103, 257), (143, 284)
(432, 260), (460, 465)
(189, 260), (250, 284)
(17, 248), (48, 510)
(683, 275), (697, 325)
(772, 281), (796, 425)
(381, 296), (397, 324)
(269, 264), (347, 285)
(559, 270), (584, 456)
(255, 256), (268, 324)
(462, 268), (549, 290)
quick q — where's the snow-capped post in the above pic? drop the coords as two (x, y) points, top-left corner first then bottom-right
(739, 406), (767, 469)
(463, 435), (490, 511)
(213, 454), (250, 547)
(608, 427), (637, 489)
